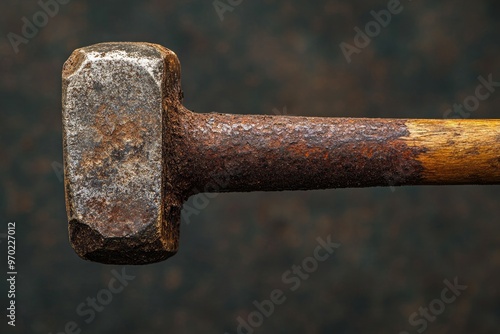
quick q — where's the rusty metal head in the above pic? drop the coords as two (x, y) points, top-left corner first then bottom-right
(62, 42), (183, 264)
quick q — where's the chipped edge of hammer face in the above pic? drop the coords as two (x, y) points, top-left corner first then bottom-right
(62, 42), (182, 264)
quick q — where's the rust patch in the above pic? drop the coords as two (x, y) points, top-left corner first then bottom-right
(62, 49), (85, 78)
(79, 105), (149, 174)
(63, 42), (182, 264)
(170, 109), (428, 195)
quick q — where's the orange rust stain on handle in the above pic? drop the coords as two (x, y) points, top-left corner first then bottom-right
(404, 119), (500, 185)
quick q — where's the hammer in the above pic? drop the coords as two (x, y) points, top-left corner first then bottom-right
(62, 42), (500, 265)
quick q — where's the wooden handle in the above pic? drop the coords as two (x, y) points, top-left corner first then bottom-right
(404, 119), (500, 185)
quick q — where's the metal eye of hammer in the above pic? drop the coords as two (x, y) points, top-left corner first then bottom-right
(62, 42), (500, 265)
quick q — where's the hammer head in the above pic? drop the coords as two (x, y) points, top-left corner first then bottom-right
(62, 42), (183, 264)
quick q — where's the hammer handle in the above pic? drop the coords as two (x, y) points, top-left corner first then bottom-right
(171, 108), (500, 194)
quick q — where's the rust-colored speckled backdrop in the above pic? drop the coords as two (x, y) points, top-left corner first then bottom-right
(1, 1), (499, 333)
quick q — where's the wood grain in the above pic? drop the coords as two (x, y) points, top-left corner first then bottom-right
(405, 119), (500, 184)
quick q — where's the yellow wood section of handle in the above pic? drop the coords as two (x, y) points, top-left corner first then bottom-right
(405, 119), (500, 184)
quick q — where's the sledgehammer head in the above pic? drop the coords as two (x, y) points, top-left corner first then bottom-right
(62, 42), (183, 264)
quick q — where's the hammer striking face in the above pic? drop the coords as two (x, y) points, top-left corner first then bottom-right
(63, 43), (182, 264)
(63, 42), (500, 265)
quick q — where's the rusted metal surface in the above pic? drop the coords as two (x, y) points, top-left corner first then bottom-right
(63, 42), (500, 265)
(62, 43), (182, 264)
(170, 107), (427, 197)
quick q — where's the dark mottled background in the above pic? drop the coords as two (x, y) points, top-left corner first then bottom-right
(1, 1), (499, 333)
